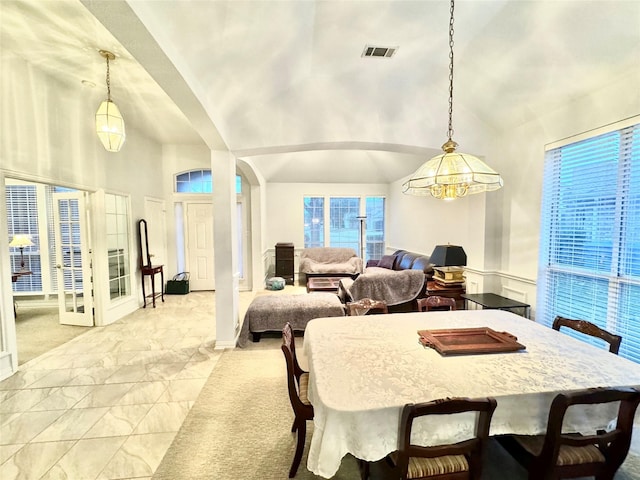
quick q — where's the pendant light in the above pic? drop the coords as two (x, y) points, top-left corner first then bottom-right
(403, 0), (502, 200)
(95, 50), (126, 152)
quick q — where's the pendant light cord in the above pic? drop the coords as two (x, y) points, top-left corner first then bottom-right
(447, 0), (455, 143)
(105, 55), (111, 101)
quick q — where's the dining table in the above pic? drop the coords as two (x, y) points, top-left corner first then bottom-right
(302, 309), (640, 478)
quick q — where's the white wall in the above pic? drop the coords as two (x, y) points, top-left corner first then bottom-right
(387, 178), (489, 266)
(0, 55), (166, 376)
(485, 69), (640, 315)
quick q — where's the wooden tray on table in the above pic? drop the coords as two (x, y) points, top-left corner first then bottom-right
(418, 327), (526, 356)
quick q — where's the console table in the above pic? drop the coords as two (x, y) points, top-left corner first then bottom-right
(11, 270), (32, 316)
(138, 219), (164, 308)
(141, 265), (164, 308)
(462, 293), (531, 319)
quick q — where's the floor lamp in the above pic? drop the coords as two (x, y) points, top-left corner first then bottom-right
(9, 234), (33, 271)
(357, 216), (366, 260)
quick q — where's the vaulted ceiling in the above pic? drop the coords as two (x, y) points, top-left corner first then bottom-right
(2, 0), (639, 183)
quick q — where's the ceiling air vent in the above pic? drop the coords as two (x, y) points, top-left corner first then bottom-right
(362, 45), (398, 58)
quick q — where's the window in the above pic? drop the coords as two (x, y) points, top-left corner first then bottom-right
(537, 121), (640, 363)
(303, 197), (324, 248)
(329, 197), (360, 251)
(303, 196), (386, 261)
(175, 170), (242, 194)
(366, 197), (385, 261)
(106, 193), (131, 300)
(6, 184), (41, 292)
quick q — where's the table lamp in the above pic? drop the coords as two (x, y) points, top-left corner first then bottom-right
(9, 234), (34, 271)
(429, 244), (466, 284)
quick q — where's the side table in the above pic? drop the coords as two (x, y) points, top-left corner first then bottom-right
(426, 281), (466, 310)
(461, 293), (530, 319)
(141, 265), (164, 308)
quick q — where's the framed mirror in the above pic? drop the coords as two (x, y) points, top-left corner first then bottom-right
(138, 219), (151, 268)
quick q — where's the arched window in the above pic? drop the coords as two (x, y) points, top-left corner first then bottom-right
(175, 170), (242, 194)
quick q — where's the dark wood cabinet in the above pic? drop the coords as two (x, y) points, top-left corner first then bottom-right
(275, 242), (295, 285)
(426, 281), (466, 310)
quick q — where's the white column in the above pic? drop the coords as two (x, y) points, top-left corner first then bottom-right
(212, 150), (239, 348)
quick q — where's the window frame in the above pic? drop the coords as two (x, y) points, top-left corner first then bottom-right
(537, 117), (640, 362)
(303, 195), (386, 262)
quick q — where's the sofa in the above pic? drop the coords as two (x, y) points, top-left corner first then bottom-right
(299, 247), (363, 279)
(339, 249), (434, 312)
(366, 249), (434, 281)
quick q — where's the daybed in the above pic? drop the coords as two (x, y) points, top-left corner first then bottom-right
(299, 247), (363, 279)
(237, 292), (345, 347)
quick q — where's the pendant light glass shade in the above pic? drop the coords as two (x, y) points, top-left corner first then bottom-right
(95, 50), (125, 152)
(96, 99), (126, 152)
(403, 0), (502, 200)
(403, 141), (503, 199)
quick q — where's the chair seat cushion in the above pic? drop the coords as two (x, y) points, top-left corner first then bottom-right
(514, 435), (606, 466)
(299, 372), (310, 405)
(390, 452), (469, 478)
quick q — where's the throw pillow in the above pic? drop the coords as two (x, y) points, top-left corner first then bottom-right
(377, 254), (396, 270)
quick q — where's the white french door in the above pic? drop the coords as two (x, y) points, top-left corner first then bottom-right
(52, 192), (94, 326)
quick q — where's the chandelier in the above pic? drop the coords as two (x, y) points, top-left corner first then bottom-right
(95, 50), (126, 152)
(403, 0), (503, 200)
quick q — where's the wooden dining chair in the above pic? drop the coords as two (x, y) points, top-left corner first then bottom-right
(347, 298), (389, 316)
(417, 296), (457, 312)
(281, 322), (314, 478)
(552, 316), (622, 354)
(496, 386), (640, 480)
(362, 397), (497, 480)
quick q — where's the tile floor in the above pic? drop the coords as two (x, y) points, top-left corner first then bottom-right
(5, 287), (639, 479)
(0, 290), (249, 480)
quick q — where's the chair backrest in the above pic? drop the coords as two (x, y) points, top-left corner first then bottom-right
(396, 397), (497, 480)
(347, 298), (388, 315)
(281, 323), (309, 412)
(552, 316), (622, 354)
(418, 296), (457, 312)
(535, 386), (640, 479)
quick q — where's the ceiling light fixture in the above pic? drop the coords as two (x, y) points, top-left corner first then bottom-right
(402, 0), (503, 200)
(95, 50), (126, 152)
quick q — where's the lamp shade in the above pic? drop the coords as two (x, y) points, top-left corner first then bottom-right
(9, 234), (34, 248)
(429, 245), (467, 266)
(96, 100), (126, 152)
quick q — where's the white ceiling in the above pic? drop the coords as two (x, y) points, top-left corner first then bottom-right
(2, 0), (639, 183)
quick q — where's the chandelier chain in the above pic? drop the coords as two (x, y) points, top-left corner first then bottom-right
(105, 55), (111, 101)
(447, 0), (455, 142)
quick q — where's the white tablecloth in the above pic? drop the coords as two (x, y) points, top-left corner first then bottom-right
(303, 310), (640, 478)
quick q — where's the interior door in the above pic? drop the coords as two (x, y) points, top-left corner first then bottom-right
(53, 191), (94, 326)
(186, 203), (215, 290)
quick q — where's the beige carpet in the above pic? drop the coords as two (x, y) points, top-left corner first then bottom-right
(153, 336), (640, 480)
(152, 346), (361, 479)
(14, 305), (90, 365)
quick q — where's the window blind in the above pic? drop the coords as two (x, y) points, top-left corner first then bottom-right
(537, 123), (640, 362)
(6, 185), (42, 292)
